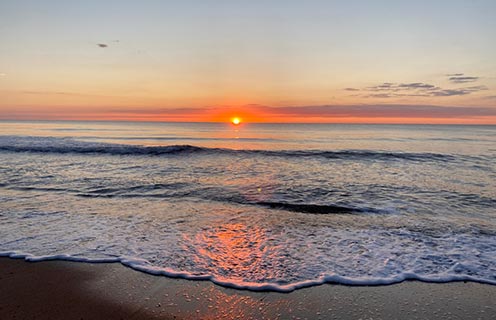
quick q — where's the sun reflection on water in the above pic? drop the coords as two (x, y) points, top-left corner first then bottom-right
(189, 223), (281, 283)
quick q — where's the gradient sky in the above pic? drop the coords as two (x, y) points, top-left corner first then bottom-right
(1, 0), (496, 123)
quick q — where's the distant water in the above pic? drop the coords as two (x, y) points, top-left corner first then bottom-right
(1, 121), (495, 291)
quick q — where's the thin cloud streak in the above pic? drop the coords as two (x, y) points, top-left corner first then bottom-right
(106, 104), (496, 119)
(21, 90), (93, 96)
(448, 76), (479, 83)
(352, 75), (487, 98)
(262, 105), (496, 118)
(3, 104), (496, 123)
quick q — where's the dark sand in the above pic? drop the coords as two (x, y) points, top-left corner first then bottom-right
(0, 257), (494, 319)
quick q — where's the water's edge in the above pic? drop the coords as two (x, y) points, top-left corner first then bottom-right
(2, 251), (494, 293)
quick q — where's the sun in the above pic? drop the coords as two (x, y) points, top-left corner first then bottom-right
(231, 117), (241, 125)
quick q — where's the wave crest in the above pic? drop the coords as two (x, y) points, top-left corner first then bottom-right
(0, 135), (458, 162)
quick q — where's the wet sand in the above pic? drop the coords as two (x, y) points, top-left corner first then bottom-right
(0, 257), (494, 319)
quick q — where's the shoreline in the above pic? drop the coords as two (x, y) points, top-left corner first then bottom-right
(1, 257), (495, 319)
(2, 252), (495, 291)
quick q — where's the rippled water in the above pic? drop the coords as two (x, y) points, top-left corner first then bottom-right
(1, 121), (495, 291)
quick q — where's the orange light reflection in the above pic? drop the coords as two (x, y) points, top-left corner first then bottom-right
(191, 223), (280, 284)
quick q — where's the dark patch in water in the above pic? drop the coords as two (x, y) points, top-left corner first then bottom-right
(256, 201), (371, 214)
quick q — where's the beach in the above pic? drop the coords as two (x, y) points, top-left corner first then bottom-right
(1, 257), (494, 320)
(2, 1), (496, 318)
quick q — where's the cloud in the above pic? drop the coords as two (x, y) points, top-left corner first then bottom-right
(431, 86), (487, 96)
(103, 104), (496, 120)
(367, 83), (395, 91)
(20, 90), (103, 97)
(446, 73), (464, 77)
(431, 89), (469, 97)
(367, 93), (393, 98)
(4, 103), (495, 122)
(0, 73), (6, 77)
(398, 83), (437, 89)
(367, 82), (439, 92)
(448, 76), (479, 83)
(260, 104), (496, 118)
(344, 87), (360, 91)
(358, 78), (487, 98)
(109, 107), (213, 115)
(22, 91), (73, 96)
(97, 43), (108, 48)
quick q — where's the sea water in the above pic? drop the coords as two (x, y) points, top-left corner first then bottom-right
(0, 121), (495, 291)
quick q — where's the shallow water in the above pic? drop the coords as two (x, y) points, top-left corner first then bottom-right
(1, 121), (495, 291)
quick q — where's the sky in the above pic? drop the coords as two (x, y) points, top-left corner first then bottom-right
(1, 0), (496, 123)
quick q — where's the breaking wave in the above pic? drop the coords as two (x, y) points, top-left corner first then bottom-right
(0, 135), (460, 162)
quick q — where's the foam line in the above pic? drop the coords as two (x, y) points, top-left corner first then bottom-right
(2, 251), (494, 293)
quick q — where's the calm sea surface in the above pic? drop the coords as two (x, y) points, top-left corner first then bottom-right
(1, 121), (495, 290)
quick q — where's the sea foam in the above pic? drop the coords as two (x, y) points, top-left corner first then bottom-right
(1, 250), (495, 292)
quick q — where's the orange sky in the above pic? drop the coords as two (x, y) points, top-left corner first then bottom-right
(2, 103), (496, 124)
(1, 1), (495, 124)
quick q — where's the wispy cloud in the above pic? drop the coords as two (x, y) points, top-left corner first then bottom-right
(97, 43), (108, 48)
(110, 107), (213, 115)
(367, 93), (394, 98)
(361, 82), (487, 98)
(22, 90), (88, 96)
(349, 73), (487, 98)
(367, 82), (439, 93)
(398, 83), (437, 89)
(431, 86), (487, 96)
(19, 90), (107, 98)
(261, 104), (496, 118)
(4, 104), (495, 122)
(448, 76), (479, 83)
(104, 104), (496, 119)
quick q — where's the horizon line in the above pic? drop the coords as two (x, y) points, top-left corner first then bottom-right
(1, 118), (495, 126)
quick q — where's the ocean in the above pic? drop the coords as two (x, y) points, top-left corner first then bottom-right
(0, 121), (495, 291)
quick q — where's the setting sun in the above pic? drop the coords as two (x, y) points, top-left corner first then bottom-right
(231, 117), (241, 125)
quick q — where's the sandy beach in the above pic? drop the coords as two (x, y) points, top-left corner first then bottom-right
(0, 257), (494, 320)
